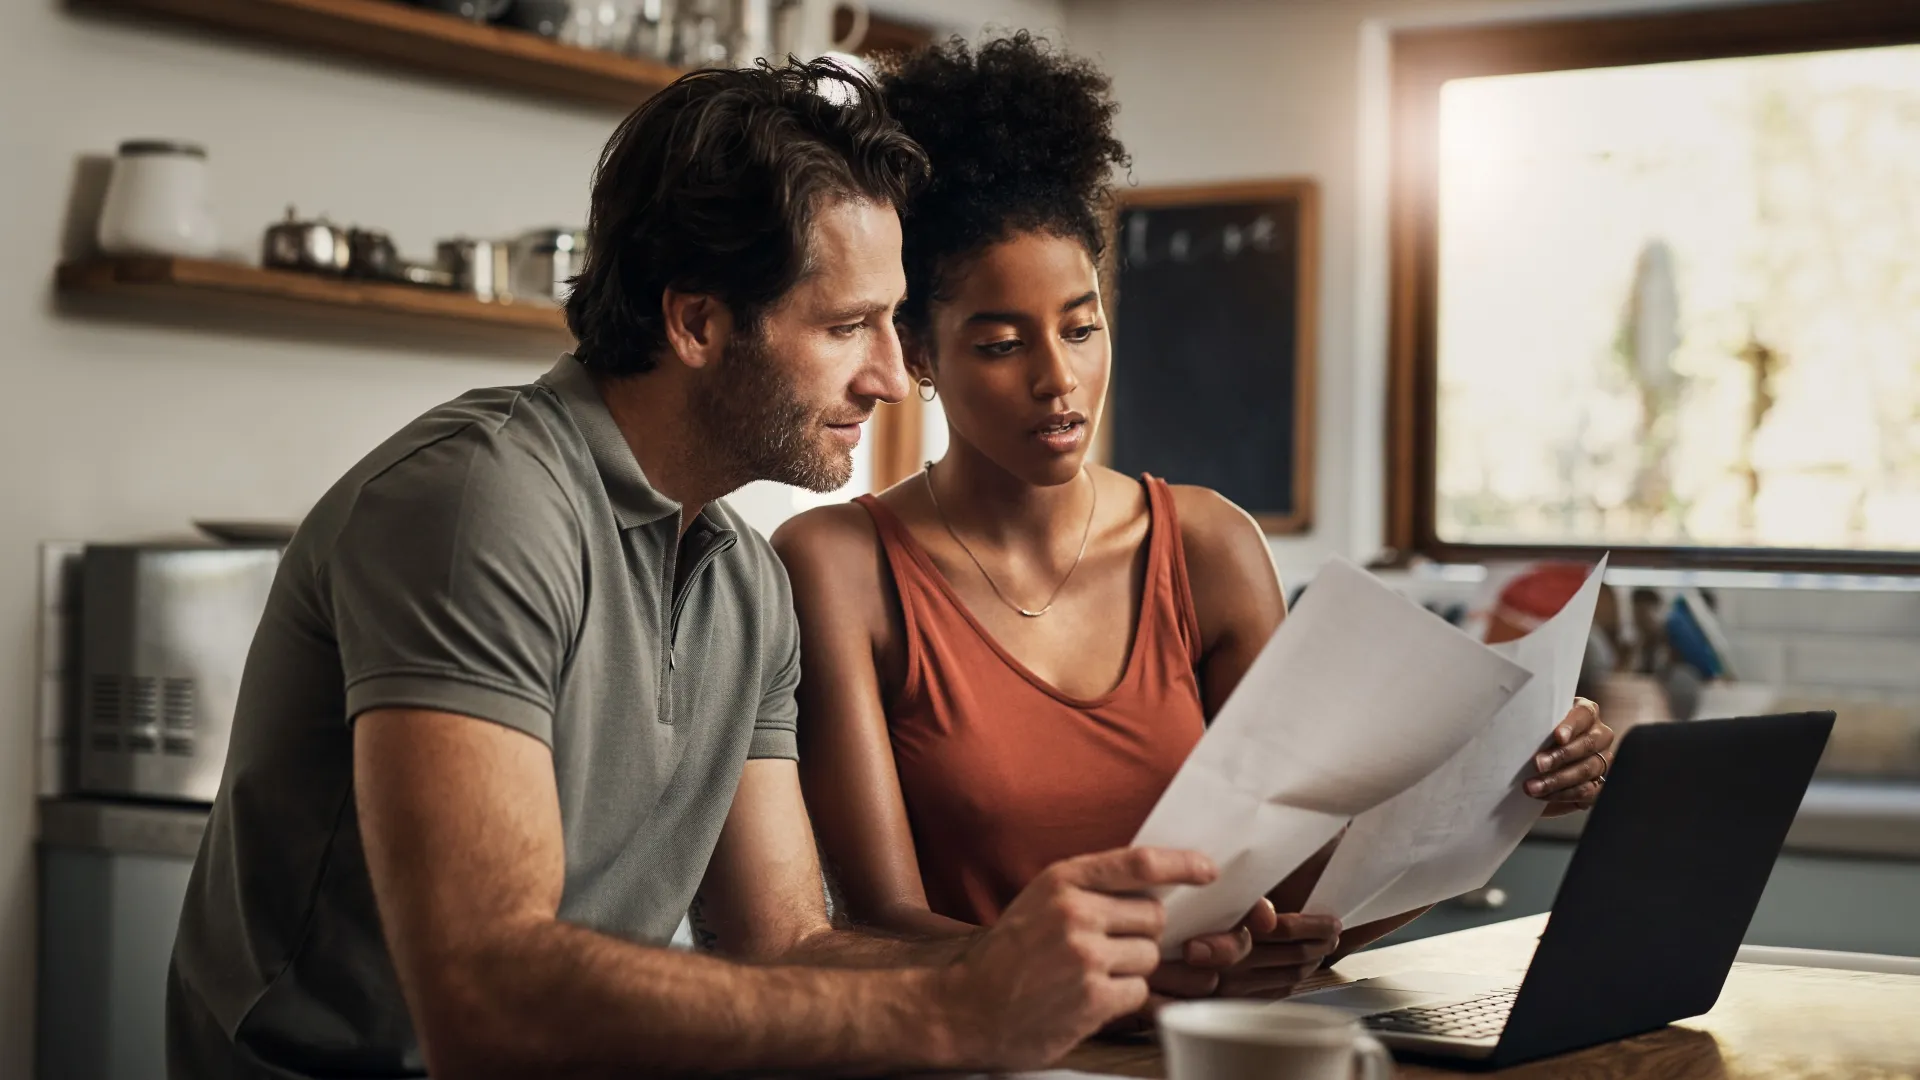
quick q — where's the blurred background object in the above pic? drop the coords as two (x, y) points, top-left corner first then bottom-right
(95, 140), (218, 259)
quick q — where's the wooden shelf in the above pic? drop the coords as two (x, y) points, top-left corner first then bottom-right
(57, 256), (572, 339)
(71, 0), (690, 108)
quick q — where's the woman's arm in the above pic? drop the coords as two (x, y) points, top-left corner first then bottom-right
(1170, 487), (1345, 995)
(772, 505), (976, 941)
(1170, 485), (1288, 719)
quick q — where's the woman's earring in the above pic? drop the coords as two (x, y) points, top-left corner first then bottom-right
(917, 377), (937, 402)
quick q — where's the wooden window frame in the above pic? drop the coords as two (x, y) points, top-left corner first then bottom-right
(1384, 0), (1920, 575)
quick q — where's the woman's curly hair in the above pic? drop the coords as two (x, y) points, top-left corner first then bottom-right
(877, 33), (1129, 339)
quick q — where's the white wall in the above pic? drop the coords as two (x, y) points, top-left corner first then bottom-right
(0, 0), (1059, 1071)
(1060, 0), (1772, 589)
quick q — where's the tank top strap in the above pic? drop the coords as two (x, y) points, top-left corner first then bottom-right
(1141, 475), (1204, 668)
(853, 493), (935, 704)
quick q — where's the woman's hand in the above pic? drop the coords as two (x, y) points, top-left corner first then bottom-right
(1526, 697), (1616, 817)
(1140, 901), (1341, 1005)
(1217, 912), (1342, 998)
(1142, 899), (1271, 1003)
(1209, 909), (1342, 1000)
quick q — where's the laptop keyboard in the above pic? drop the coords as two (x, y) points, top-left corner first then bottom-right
(1363, 988), (1518, 1040)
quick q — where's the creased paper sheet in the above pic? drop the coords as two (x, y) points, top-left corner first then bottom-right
(1305, 556), (1609, 927)
(1132, 558), (1532, 951)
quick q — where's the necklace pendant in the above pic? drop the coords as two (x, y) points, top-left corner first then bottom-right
(923, 461), (1095, 623)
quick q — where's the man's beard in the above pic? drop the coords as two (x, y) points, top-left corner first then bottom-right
(689, 329), (858, 494)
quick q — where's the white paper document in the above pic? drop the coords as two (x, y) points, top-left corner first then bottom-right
(1132, 558), (1532, 951)
(1304, 556), (1609, 927)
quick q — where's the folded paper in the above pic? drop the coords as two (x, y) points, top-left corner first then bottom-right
(1133, 558), (1532, 951)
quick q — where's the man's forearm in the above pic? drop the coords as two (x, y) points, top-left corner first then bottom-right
(420, 918), (974, 1077)
(691, 884), (979, 970)
(778, 923), (978, 969)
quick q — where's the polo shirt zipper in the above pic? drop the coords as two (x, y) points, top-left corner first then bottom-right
(659, 533), (737, 718)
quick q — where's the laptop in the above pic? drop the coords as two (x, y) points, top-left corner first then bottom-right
(1293, 711), (1835, 1069)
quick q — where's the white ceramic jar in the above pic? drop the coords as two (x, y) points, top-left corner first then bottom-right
(96, 140), (219, 259)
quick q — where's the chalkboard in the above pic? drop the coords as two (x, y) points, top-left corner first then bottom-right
(1108, 181), (1317, 533)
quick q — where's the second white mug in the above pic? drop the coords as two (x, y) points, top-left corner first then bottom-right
(768, 0), (867, 63)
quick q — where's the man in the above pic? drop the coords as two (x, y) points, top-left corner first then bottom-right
(168, 60), (1257, 1079)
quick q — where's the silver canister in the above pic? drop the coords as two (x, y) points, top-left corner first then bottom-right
(436, 237), (512, 303)
(510, 228), (587, 305)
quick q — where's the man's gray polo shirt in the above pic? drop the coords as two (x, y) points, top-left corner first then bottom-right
(168, 355), (800, 1079)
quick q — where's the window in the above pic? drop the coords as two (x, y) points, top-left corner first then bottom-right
(1386, 0), (1920, 573)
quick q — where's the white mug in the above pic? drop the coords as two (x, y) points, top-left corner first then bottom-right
(768, 0), (867, 63)
(1159, 1001), (1394, 1080)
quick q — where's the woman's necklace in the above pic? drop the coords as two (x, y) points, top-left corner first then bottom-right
(922, 460), (1098, 618)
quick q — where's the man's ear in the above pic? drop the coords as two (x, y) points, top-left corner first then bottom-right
(661, 288), (735, 371)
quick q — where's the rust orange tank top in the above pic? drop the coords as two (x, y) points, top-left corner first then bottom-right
(855, 475), (1208, 926)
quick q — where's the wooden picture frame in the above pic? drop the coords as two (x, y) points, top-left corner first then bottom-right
(1109, 179), (1319, 534)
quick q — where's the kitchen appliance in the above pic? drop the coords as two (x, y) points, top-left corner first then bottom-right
(437, 236), (512, 301)
(76, 543), (282, 804)
(346, 226), (401, 281)
(510, 227), (586, 304)
(95, 139), (219, 259)
(262, 206), (350, 275)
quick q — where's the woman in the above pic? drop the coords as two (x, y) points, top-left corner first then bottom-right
(772, 35), (1614, 1000)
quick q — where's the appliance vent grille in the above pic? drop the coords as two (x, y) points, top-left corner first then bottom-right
(89, 676), (122, 729)
(128, 677), (159, 727)
(163, 678), (195, 731)
(87, 676), (122, 750)
(123, 677), (161, 754)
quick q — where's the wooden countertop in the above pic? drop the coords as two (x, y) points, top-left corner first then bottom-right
(1064, 914), (1920, 1079)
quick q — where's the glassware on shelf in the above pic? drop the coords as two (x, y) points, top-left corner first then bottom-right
(724, 0), (771, 68)
(671, 0), (730, 68)
(623, 0), (675, 61)
(559, 0), (639, 52)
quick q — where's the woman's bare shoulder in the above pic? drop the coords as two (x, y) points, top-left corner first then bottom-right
(770, 501), (884, 577)
(1165, 484), (1271, 569)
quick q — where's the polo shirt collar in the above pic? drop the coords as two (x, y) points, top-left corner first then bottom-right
(541, 355), (681, 529)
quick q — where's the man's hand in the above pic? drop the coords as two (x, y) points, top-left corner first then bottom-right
(1527, 697), (1616, 816)
(934, 847), (1218, 1070)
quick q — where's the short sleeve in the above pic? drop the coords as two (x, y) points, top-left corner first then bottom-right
(329, 429), (582, 745)
(749, 561), (800, 761)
